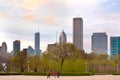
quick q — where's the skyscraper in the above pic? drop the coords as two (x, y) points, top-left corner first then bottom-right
(73, 17), (83, 49)
(13, 40), (20, 56)
(92, 33), (107, 54)
(0, 46), (1, 53)
(110, 37), (120, 57)
(27, 46), (35, 56)
(35, 32), (41, 55)
(59, 30), (67, 44)
(1, 42), (7, 56)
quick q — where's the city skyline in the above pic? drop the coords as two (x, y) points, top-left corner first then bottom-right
(1, 0), (120, 54)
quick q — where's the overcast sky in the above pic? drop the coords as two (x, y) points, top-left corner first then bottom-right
(0, 0), (120, 54)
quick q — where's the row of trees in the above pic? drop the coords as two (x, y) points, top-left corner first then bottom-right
(1, 43), (120, 74)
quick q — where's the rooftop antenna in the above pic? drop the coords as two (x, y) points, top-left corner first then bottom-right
(77, 13), (79, 17)
(56, 31), (58, 43)
(38, 27), (39, 32)
(62, 28), (64, 31)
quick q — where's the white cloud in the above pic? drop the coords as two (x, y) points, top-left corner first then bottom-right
(65, 0), (106, 5)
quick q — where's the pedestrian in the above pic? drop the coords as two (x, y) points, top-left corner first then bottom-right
(53, 71), (57, 78)
(57, 71), (59, 78)
(47, 72), (50, 78)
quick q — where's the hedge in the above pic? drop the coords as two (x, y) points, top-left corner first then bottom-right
(0, 72), (92, 76)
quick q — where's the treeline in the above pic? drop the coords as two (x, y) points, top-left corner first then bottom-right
(0, 43), (120, 74)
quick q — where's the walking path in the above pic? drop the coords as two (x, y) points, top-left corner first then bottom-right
(0, 75), (120, 80)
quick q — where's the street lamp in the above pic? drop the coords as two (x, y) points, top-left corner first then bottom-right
(85, 62), (87, 72)
(117, 64), (119, 74)
(27, 61), (30, 72)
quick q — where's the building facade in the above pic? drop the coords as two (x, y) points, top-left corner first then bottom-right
(1, 42), (7, 57)
(59, 30), (67, 44)
(92, 33), (107, 54)
(27, 46), (35, 56)
(35, 32), (41, 55)
(47, 43), (58, 51)
(13, 40), (20, 56)
(0, 46), (1, 53)
(73, 17), (83, 49)
(110, 37), (120, 57)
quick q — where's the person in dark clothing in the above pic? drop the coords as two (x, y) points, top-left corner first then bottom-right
(57, 71), (59, 78)
(47, 72), (50, 78)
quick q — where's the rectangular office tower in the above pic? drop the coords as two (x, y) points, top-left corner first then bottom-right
(13, 40), (20, 56)
(92, 33), (107, 54)
(73, 17), (83, 49)
(110, 37), (120, 57)
(35, 32), (41, 55)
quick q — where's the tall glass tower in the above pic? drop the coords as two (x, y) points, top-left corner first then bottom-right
(73, 17), (83, 49)
(92, 33), (107, 54)
(13, 40), (20, 56)
(110, 37), (120, 57)
(35, 32), (41, 55)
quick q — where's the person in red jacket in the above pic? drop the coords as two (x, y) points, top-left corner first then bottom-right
(53, 71), (57, 78)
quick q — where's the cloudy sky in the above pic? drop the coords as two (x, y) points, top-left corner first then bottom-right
(0, 0), (120, 54)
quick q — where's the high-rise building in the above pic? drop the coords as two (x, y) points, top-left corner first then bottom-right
(35, 32), (41, 55)
(13, 40), (20, 56)
(47, 43), (58, 51)
(27, 46), (35, 56)
(92, 33), (107, 54)
(110, 37), (120, 57)
(73, 17), (83, 49)
(0, 46), (2, 53)
(1, 42), (7, 56)
(59, 30), (67, 44)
